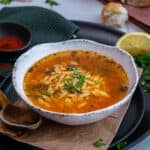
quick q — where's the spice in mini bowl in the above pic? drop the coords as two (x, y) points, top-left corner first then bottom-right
(0, 36), (24, 51)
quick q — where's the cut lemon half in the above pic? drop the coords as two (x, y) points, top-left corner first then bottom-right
(116, 32), (150, 56)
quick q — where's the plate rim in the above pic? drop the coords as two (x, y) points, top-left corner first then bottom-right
(110, 83), (145, 148)
(0, 20), (146, 149)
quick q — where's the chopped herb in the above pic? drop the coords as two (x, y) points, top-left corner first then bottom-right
(63, 66), (86, 93)
(33, 94), (45, 100)
(41, 90), (51, 96)
(71, 66), (78, 74)
(98, 67), (109, 73)
(93, 139), (105, 148)
(25, 83), (48, 92)
(25, 85), (33, 92)
(134, 53), (150, 92)
(119, 85), (128, 92)
(75, 74), (86, 92)
(45, 67), (54, 75)
(143, 83), (150, 92)
(94, 80), (99, 84)
(45, 0), (59, 7)
(67, 65), (77, 72)
(141, 81), (145, 86)
(116, 141), (127, 150)
(134, 53), (150, 68)
(0, 0), (12, 4)
(64, 78), (74, 93)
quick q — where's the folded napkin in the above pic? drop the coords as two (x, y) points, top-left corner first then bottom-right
(0, 6), (79, 45)
(100, 0), (150, 33)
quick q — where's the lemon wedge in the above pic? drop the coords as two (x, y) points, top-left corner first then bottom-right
(116, 32), (150, 56)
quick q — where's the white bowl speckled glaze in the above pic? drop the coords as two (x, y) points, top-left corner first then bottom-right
(12, 39), (139, 125)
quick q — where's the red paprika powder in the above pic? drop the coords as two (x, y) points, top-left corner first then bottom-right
(0, 36), (24, 51)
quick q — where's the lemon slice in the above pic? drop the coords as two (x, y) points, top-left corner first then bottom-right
(116, 32), (150, 56)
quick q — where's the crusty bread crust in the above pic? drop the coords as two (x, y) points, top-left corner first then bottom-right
(102, 2), (126, 14)
(121, 0), (150, 7)
(101, 2), (128, 27)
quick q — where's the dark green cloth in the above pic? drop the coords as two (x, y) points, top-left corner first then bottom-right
(0, 6), (79, 45)
(0, 6), (79, 78)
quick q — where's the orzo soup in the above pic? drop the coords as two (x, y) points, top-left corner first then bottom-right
(24, 50), (129, 113)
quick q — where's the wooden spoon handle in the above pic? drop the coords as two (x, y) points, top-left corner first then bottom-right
(0, 90), (10, 107)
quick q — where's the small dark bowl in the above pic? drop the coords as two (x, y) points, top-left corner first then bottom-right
(0, 22), (31, 61)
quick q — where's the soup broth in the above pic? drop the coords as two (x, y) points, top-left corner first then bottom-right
(24, 50), (129, 113)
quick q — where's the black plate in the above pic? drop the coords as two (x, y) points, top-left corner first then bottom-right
(0, 74), (145, 150)
(0, 21), (147, 150)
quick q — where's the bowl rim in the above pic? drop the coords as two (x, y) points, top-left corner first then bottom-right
(0, 22), (32, 53)
(12, 39), (139, 116)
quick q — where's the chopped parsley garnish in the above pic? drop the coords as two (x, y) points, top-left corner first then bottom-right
(98, 67), (109, 73)
(116, 141), (127, 150)
(26, 83), (48, 92)
(63, 66), (86, 93)
(41, 90), (51, 96)
(45, 0), (59, 7)
(64, 78), (75, 93)
(0, 0), (12, 4)
(33, 94), (45, 100)
(93, 139), (105, 148)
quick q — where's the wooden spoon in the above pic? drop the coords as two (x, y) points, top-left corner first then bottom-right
(0, 90), (42, 130)
(0, 90), (10, 107)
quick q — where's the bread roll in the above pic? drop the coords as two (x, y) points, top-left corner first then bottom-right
(101, 2), (128, 27)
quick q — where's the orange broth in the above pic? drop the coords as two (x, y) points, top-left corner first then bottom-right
(24, 50), (129, 113)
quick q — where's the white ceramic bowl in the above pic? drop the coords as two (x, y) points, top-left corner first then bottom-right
(12, 39), (139, 125)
